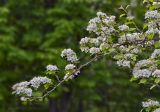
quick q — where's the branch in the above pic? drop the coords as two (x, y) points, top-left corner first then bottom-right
(33, 55), (100, 99)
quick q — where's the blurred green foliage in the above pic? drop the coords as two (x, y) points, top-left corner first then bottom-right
(0, 0), (159, 112)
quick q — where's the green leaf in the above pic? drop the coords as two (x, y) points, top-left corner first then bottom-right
(143, 24), (148, 30)
(120, 14), (126, 18)
(147, 33), (154, 40)
(139, 78), (147, 84)
(154, 41), (160, 48)
(155, 78), (160, 84)
(130, 76), (137, 82)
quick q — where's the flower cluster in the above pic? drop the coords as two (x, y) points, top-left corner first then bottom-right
(12, 76), (52, 99)
(65, 64), (76, 70)
(154, 108), (160, 112)
(12, 81), (32, 97)
(118, 24), (129, 31)
(80, 37), (100, 54)
(87, 11), (115, 37)
(30, 76), (51, 89)
(151, 49), (160, 59)
(46, 64), (58, 71)
(118, 33), (145, 44)
(142, 99), (160, 108)
(61, 48), (78, 63)
(133, 59), (157, 78)
(145, 10), (160, 19)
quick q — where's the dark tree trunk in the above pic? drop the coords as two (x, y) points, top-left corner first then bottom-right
(60, 92), (71, 112)
(49, 97), (59, 112)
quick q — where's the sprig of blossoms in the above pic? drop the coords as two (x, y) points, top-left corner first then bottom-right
(30, 76), (52, 89)
(133, 59), (157, 78)
(142, 99), (160, 108)
(86, 11), (116, 37)
(145, 10), (160, 19)
(61, 48), (78, 63)
(12, 76), (52, 98)
(46, 64), (58, 71)
(12, 81), (32, 97)
(154, 108), (160, 112)
(118, 24), (129, 31)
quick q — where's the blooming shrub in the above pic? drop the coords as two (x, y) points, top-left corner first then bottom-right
(12, 0), (160, 111)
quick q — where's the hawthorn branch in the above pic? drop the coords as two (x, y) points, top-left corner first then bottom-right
(33, 55), (100, 99)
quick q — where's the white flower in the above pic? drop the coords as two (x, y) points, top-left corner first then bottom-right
(87, 17), (100, 32)
(126, 33), (144, 43)
(134, 60), (154, 69)
(154, 108), (160, 112)
(12, 85), (32, 97)
(12, 81), (30, 90)
(145, 10), (160, 19)
(152, 69), (160, 77)
(12, 81), (32, 96)
(97, 11), (106, 17)
(97, 36), (106, 41)
(100, 43), (109, 50)
(151, 49), (160, 59)
(80, 47), (90, 53)
(79, 37), (90, 45)
(30, 76), (51, 89)
(133, 69), (152, 78)
(89, 47), (100, 54)
(61, 48), (78, 63)
(20, 97), (29, 101)
(130, 48), (140, 54)
(90, 38), (100, 46)
(153, 2), (160, 5)
(142, 99), (159, 108)
(65, 64), (76, 70)
(117, 60), (130, 68)
(46, 64), (58, 71)
(132, 59), (157, 78)
(118, 25), (129, 31)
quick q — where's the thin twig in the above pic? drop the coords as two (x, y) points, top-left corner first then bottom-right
(33, 55), (100, 99)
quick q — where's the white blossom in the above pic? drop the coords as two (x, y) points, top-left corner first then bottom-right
(151, 49), (160, 59)
(126, 33), (144, 43)
(130, 48), (140, 54)
(118, 24), (129, 31)
(20, 97), (29, 101)
(12, 81), (30, 90)
(30, 76), (51, 89)
(65, 64), (76, 70)
(152, 69), (160, 77)
(154, 108), (160, 112)
(97, 11), (106, 17)
(89, 47), (100, 54)
(90, 38), (100, 46)
(117, 60), (130, 68)
(145, 10), (160, 19)
(86, 17), (100, 32)
(12, 82), (32, 97)
(80, 47), (90, 53)
(79, 37), (90, 45)
(142, 99), (159, 108)
(133, 69), (152, 78)
(61, 48), (78, 63)
(133, 59), (156, 78)
(46, 64), (58, 71)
